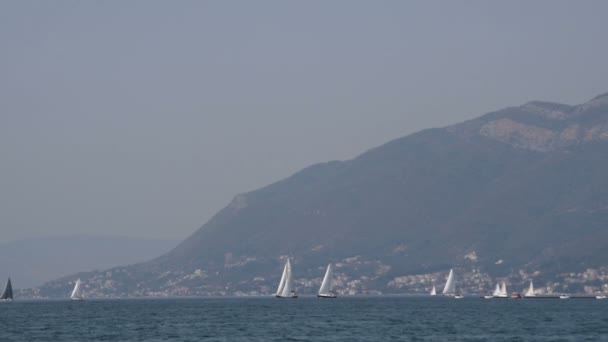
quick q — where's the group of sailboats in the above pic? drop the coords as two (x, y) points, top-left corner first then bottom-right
(526, 279), (598, 299)
(484, 282), (509, 299)
(1, 276), (84, 301)
(4, 265), (608, 300)
(276, 259), (337, 298)
(478, 278), (606, 299)
(428, 271), (608, 300)
(482, 280), (530, 299)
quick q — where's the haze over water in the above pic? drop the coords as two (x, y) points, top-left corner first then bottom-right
(2, 1), (608, 243)
(2, 1), (608, 341)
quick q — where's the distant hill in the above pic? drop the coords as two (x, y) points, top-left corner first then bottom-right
(0, 236), (177, 288)
(32, 92), (608, 298)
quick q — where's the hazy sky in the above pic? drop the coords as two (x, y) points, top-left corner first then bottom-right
(1, 1), (607, 243)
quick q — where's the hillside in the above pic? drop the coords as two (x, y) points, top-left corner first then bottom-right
(30, 92), (608, 298)
(0, 236), (177, 288)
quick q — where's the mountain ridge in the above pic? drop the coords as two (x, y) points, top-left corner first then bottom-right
(446, 94), (608, 152)
(26, 92), (608, 298)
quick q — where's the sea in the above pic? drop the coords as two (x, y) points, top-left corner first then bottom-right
(1, 296), (607, 341)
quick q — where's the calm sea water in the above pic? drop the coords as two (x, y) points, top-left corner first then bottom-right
(1, 296), (607, 341)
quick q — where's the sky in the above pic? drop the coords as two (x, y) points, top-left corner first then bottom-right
(1, 0), (607, 243)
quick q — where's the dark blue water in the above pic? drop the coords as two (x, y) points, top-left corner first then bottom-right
(1, 297), (607, 341)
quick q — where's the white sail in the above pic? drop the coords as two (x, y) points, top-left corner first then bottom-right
(492, 283), (500, 296)
(70, 279), (83, 300)
(500, 282), (507, 296)
(442, 269), (456, 295)
(279, 259), (294, 297)
(525, 280), (535, 297)
(430, 286), (436, 296)
(276, 262), (288, 296)
(318, 264), (334, 296)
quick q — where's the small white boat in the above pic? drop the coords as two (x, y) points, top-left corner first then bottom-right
(317, 263), (337, 298)
(483, 295), (494, 299)
(595, 295), (606, 299)
(559, 295), (570, 299)
(442, 269), (456, 296)
(454, 294), (464, 299)
(430, 286), (436, 296)
(524, 280), (536, 297)
(276, 259), (297, 298)
(70, 278), (84, 301)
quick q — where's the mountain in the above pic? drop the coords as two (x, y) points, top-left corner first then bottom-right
(0, 236), (177, 288)
(31, 92), (608, 298)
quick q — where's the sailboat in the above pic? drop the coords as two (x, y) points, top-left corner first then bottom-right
(275, 259), (297, 298)
(496, 281), (508, 298)
(493, 283), (500, 296)
(443, 269), (460, 297)
(70, 278), (84, 301)
(484, 283), (500, 299)
(1, 278), (13, 301)
(318, 263), (337, 298)
(430, 286), (437, 296)
(524, 280), (535, 297)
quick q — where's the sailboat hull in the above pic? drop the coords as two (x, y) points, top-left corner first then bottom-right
(317, 293), (337, 298)
(275, 295), (298, 298)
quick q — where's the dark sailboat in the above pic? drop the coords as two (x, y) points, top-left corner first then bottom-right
(1, 278), (13, 301)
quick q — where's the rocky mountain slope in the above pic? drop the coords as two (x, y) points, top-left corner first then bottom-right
(27, 92), (608, 298)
